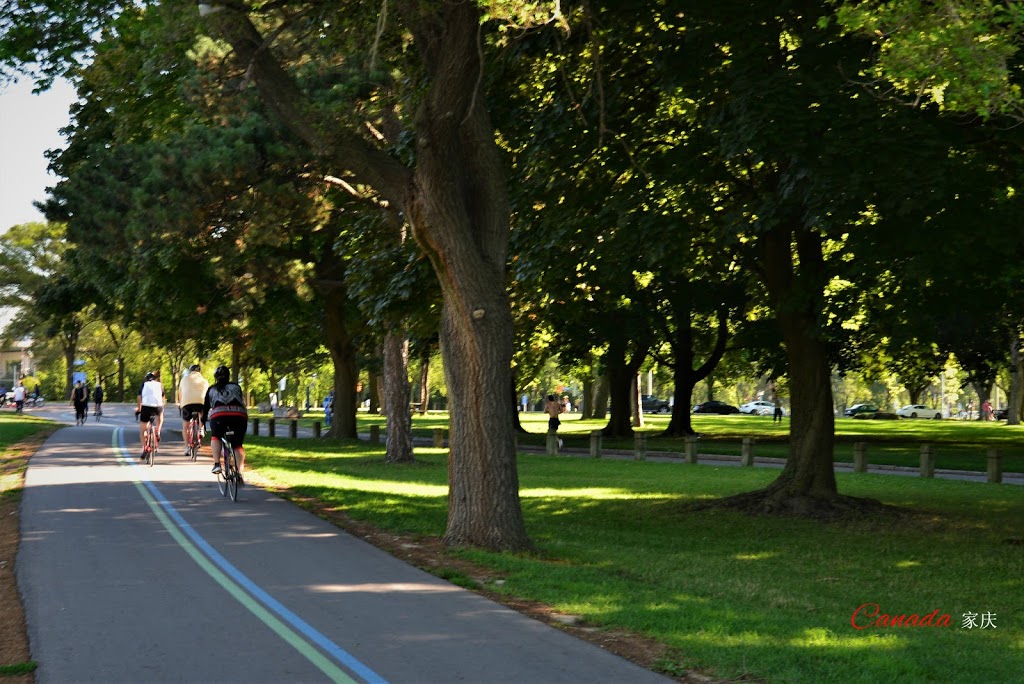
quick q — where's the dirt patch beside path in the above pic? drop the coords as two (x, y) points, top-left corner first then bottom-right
(1, 427), (57, 683)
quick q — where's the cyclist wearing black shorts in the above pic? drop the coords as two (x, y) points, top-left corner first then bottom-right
(203, 365), (248, 476)
(135, 371), (165, 459)
(177, 364), (209, 456)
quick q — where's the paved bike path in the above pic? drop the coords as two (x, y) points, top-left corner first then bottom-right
(17, 415), (670, 683)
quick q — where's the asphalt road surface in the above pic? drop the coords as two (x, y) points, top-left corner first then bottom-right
(17, 404), (670, 683)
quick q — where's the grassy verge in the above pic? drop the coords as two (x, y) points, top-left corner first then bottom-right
(1, 413), (58, 681)
(245, 436), (1023, 684)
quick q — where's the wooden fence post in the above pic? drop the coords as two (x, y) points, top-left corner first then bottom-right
(433, 428), (445, 448)
(268, 418), (276, 438)
(987, 448), (1002, 484)
(313, 421), (321, 438)
(920, 444), (935, 478)
(853, 442), (867, 473)
(590, 430), (602, 458)
(369, 425), (380, 444)
(684, 435), (698, 464)
(741, 437), (754, 467)
(546, 430), (559, 456)
(289, 419), (298, 438)
(634, 433), (647, 461)
(252, 418), (260, 436)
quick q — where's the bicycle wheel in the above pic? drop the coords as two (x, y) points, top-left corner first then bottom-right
(148, 425), (156, 467)
(216, 441), (228, 496)
(225, 445), (239, 502)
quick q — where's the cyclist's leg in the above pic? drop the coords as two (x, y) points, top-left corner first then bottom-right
(209, 417), (224, 473)
(181, 407), (192, 455)
(227, 416), (247, 473)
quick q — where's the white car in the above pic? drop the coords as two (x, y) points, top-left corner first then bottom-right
(739, 400), (779, 416)
(896, 404), (941, 420)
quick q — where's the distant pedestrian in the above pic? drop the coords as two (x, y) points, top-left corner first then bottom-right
(521, 394), (529, 412)
(323, 391), (334, 428)
(71, 381), (89, 425)
(93, 383), (104, 417)
(981, 399), (993, 421)
(773, 395), (784, 423)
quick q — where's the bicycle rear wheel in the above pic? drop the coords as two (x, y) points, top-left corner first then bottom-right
(216, 446), (228, 496)
(148, 424), (156, 466)
(225, 445), (239, 502)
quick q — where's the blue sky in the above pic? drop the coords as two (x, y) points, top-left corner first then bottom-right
(0, 77), (76, 233)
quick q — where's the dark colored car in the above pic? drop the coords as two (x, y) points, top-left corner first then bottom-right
(843, 403), (878, 417)
(692, 400), (740, 415)
(853, 411), (899, 420)
(641, 395), (670, 413)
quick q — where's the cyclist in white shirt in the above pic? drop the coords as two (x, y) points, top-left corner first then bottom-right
(177, 364), (209, 456)
(135, 371), (165, 459)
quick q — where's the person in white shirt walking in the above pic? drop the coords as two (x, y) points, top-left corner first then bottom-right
(177, 364), (209, 456)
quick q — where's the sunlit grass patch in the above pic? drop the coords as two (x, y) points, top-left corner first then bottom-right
(244, 437), (1022, 683)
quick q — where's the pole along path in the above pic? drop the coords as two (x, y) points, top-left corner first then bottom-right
(17, 405), (671, 684)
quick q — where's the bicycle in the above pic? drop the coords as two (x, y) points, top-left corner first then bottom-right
(142, 415), (158, 467)
(184, 413), (203, 462)
(216, 430), (241, 502)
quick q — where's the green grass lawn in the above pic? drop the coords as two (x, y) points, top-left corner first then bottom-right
(0, 413), (57, 497)
(245, 436), (1023, 683)
(303, 410), (1020, 473)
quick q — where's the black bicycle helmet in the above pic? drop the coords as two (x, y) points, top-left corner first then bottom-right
(145, 372), (155, 381)
(214, 365), (230, 383)
(188, 364), (201, 372)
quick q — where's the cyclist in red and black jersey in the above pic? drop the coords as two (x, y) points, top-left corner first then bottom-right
(203, 365), (248, 475)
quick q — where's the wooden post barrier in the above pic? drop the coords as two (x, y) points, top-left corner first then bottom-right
(369, 425), (380, 445)
(684, 435), (698, 464)
(634, 433), (647, 461)
(920, 444), (935, 478)
(289, 419), (298, 439)
(313, 421), (321, 438)
(590, 430), (603, 458)
(433, 428), (445, 448)
(741, 438), (754, 467)
(853, 442), (867, 473)
(268, 418), (276, 438)
(987, 448), (1002, 484)
(546, 430), (559, 456)
(252, 418), (260, 436)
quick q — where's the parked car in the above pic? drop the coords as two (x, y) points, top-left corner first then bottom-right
(739, 400), (778, 416)
(693, 400), (740, 415)
(896, 404), (941, 420)
(641, 395), (670, 413)
(843, 403), (878, 417)
(995, 407), (1010, 420)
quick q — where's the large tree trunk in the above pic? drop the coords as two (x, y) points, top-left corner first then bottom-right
(403, 4), (530, 551)
(204, 2), (531, 551)
(368, 374), (381, 414)
(322, 278), (358, 439)
(632, 373), (644, 428)
(591, 375), (609, 420)
(662, 304), (729, 438)
(382, 329), (413, 463)
(603, 340), (646, 437)
(580, 375), (595, 420)
(719, 225), (878, 517)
